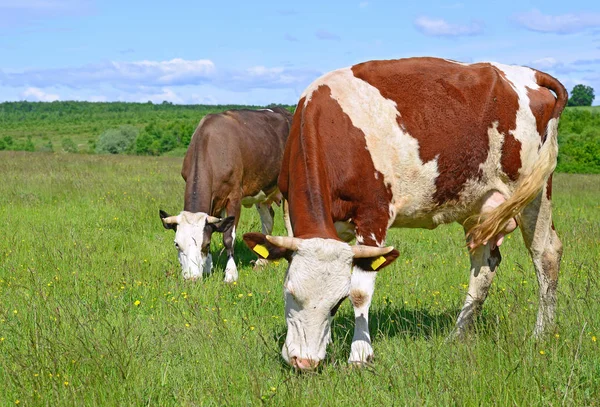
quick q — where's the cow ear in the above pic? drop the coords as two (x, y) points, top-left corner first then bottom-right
(243, 233), (293, 261)
(159, 209), (177, 230)
(353, 249), (399, 271)
(207, 216), (235, 233)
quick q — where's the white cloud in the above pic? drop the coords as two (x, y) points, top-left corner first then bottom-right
(132, 87), (183, 104)
(529, 57), (596, 75)
(225, 65), (320, 91)
(315, 29), (341, 41)
(22, 87), (59, 101)
(513, 9), (600, 34)
(414, 16), (483, 37)
(0, 58), (321, 102)
(1, 58), (217, 89)
(531, 57), (559, 70)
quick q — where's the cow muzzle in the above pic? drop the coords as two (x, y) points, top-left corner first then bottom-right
(290, 356), (320, 371)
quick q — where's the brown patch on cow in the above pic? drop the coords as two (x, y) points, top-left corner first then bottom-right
(527, 86), (556, 141)
(349, 289), (368, 308)
(351, 58), (521, 202)
(279, 86), (393, 242)
(534, 71), (569, 121)
(541, 250), (560, 289)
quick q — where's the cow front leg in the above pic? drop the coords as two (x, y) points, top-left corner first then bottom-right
(454, 240), (501, 338)
(223, 200), (241, 283)
(254, 202), (275, 268)
(348, 267), (377, 365)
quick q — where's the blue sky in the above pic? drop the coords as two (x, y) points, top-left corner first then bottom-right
(1, 0), (599, 105)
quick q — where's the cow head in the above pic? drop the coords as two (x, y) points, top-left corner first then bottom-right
(159, 210), (234, 280)
(243, 233), (398, 370)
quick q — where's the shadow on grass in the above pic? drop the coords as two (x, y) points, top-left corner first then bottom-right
(269, 303), (498, 371)
(210, 237), (264, 270)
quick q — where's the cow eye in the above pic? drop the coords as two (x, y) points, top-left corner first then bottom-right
(174, 242), (180, 250)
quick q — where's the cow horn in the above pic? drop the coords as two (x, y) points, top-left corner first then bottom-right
(162, 216), (179, 225)
(206, 215), (222, 224)
(351, 245), (394, 258)
(265, 235), (302, 251)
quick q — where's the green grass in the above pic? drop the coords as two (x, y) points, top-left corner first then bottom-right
(1, 152), (599, 406)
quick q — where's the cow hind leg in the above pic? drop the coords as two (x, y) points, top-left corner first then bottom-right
(254, 202), (275, 268)
(223, 200), (241, 283)
(454, 237), (501, 339)
(520, 191), (562, 338)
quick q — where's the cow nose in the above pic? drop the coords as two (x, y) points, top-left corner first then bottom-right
(290, 356), (320, 371)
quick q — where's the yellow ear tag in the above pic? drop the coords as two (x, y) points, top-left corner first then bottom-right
(253, 244), (269, 259)
(371, 256), (386, 270)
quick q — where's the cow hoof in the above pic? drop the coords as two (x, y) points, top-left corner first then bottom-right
(223, 257), (238, 283)
(348, 341), (374, 365)
(223, 273), (238, 284)
(447, 326), (471, 343)
(252, 258), (270, 269)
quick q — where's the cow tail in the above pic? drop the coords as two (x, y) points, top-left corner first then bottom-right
(467, 71), (568, 248)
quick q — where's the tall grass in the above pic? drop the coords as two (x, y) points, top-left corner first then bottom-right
(1, 152), (598, 406)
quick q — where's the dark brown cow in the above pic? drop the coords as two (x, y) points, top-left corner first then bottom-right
(243, 57), (567, 370)
(160, 108), (293, 282)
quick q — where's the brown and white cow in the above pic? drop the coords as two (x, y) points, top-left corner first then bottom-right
(243, 57), (567, 370)
(160, 108), (293, 282)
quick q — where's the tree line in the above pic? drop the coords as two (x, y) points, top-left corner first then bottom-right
(0, 92), (597, 173)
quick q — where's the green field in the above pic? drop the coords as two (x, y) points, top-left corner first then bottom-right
(1, 151), (599, 406)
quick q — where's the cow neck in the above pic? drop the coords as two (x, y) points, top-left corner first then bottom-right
(183, 161), (213, 214)
(282, 105), (339, 240)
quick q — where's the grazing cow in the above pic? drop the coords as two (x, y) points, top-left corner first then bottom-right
(243, 57), (567, 370)
(160, 107), (293, 282)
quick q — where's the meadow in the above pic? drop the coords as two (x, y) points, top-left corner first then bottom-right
(1, 151), (599, 406)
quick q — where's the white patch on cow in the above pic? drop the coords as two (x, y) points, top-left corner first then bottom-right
(490, 62), (542, 176)
(172, 211), (211, 280)
(367, 233), (383, 247)
(374, 172), (379, 180)
(224, 256), (238, 283)
(304, 67), (440, 227)
(259, 108), (274, 112)
(231, 225), (236, 242)
(281, 238), (353, 366)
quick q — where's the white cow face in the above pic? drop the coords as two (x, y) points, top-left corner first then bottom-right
(242, 233), (398, 370)
(159, 210), (233, 280)
(281, 238), (354, 369)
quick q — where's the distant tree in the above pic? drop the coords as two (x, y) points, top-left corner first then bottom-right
(568, 84), (595, 107)
(39, 140), (54, 153)
(0, 136), (13, 150)
(62, 137), (78, 153)
(96, 125), (138, 154)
